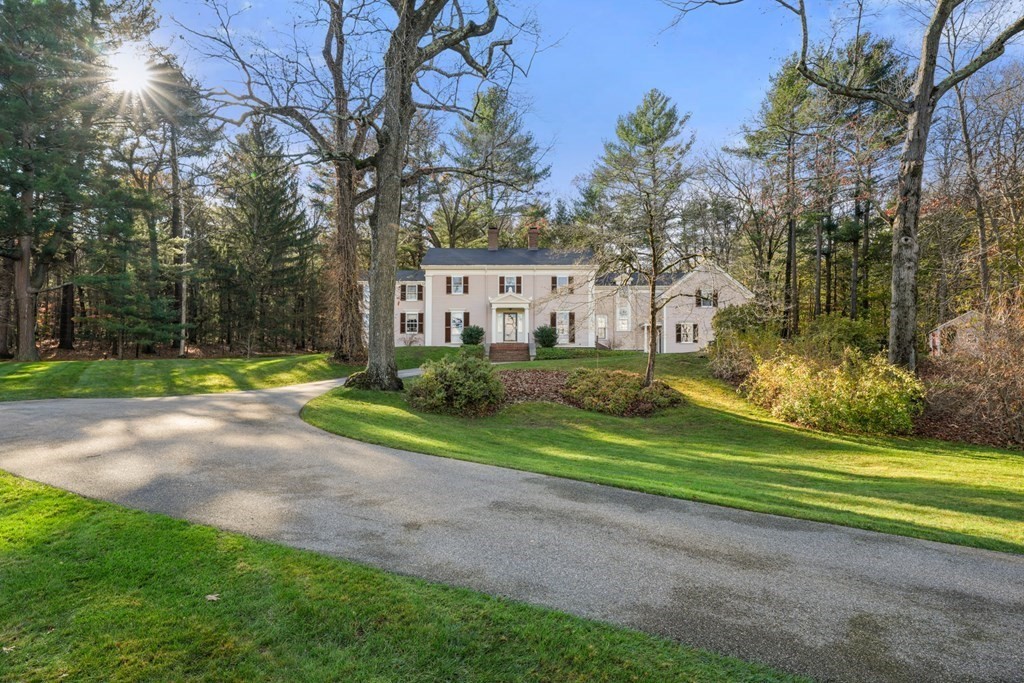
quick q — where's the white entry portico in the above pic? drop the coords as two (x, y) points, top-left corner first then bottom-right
(488, 292), (531, 344)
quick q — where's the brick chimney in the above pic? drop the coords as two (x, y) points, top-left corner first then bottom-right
(487, 226), (499, 251)
(527, 225), (539, 251)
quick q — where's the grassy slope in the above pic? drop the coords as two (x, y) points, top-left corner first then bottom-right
(0, 347), (455, 401)
(0, 472), (802, 682)
(303, 353), (1024, 554)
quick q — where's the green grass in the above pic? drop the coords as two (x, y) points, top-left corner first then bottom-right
(0, 472), (802, 682)
(0, 346), (458, 401)
(303, 353), (1024, 554)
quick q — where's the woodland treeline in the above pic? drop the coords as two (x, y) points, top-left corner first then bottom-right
(2, 0), (1023, 385)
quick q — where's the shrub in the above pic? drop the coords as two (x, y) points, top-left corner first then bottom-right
(406, 353), (505, 417)
(712, 301), (782, 338)
(707, 329), (780, 383)
(460, 325), (484, 346)
(534, 347), (638, 361)
(922, 305), (1024, 448)
(533, 325), (558, 348)
(795, 314), (881, 359)
(459, 344), (485, 359)
(743, 350), (925, 435)
(562, 368), (683, 417)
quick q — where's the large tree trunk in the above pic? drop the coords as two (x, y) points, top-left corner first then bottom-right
(362, 25), (415, 391)
(13, 232), (39, 362)
(331, 160), (366, 363)
(0, 258), (12, 358)
(850, 236), (859, 320)
(169, 125), (187, 355)
(888, 105), (934, 371)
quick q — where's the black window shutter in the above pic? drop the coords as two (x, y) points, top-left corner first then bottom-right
(400, 312), (407, 333)
(550, 312), (556, 328)
(400, 285), (406, 301)
(446, 277), (452, 294)
(464, 312), (470, 327)
(568, 276), (574, 293)
(499, 277), (504, 295)
(569, 312), (575, 343)
(695, 289), (702, 307)
(463, 276), (469, 295)
(418, 313), (424, 332)
(551, 276), (557, 292)
(676, 324), (682, 343)
(516, 276), (522, 294)
(445, 312), (451, 343)
(712, 291), (719, 307)
(693, 324), (699, 343)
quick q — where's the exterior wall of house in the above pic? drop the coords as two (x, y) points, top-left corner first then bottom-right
(423, 266), (596, 347)
(363, 260), (753, 352)
(394, 281), (427, 348)
(661, 264), (753, 352)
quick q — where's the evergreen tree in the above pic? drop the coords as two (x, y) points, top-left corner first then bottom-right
(215, 118), (313, 355)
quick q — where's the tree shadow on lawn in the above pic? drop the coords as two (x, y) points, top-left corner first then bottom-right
(318, 387), (1024, 554)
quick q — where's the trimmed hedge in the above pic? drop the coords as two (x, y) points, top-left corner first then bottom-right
(562, 368), (683, 417)
(407, 354), (505, 417)
(534, 347), (639, 361)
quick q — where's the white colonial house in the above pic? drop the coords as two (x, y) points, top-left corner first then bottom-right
(362, 226), (754, 361)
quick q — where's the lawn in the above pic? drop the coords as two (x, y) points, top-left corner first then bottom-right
(303, 353), (1024, 554)
(0, 346), (456, 401)
(0, 472), (801, 682)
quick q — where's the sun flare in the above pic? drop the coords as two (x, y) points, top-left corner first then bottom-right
(107, 45), (152, 95)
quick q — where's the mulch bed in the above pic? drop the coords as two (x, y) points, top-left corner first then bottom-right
(498, 369), (572, 406)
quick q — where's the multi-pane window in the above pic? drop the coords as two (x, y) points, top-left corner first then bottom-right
(696, 288), (718, 308)
(401, 313), (421, 334)
(406, 284), (419, 301)
(551, 275), (574, 293)
(596, 314), (608, 339)
(450, 312), (464, 341)
(675, 323), (700, 344)
(451, 276), (464, 295)
(616, 303), (630, 331)
(503, 276), (517, 293)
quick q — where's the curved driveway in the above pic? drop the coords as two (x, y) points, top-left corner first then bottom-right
(1, 373), (1022, 683)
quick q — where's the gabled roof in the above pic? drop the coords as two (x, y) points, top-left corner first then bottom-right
(420, 248), (592, 267)
(665, 261), (756, 300)
(359, 269), (424, 282)
(595, 272), (688, 287)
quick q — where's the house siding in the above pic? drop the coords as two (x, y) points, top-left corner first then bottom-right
(362, 257), (752, 352)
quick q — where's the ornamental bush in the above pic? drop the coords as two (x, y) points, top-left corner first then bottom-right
(460, 324), (485, 346)
(794, 314), (881, 359)
(742, 349), (925, 435)
(562, 368), (683, 417)
(406, 353), (505, 417)
(533, 325), (558, 348)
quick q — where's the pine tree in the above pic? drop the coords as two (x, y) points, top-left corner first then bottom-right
(215, 117), (313, 355)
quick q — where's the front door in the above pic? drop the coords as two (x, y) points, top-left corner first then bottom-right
(503, 312), (519, 342)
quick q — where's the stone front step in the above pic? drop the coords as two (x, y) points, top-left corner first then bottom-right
(489, 343), (530, 362)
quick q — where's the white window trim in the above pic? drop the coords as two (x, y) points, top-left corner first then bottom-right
(406, 284), (420, 301)
(596, 314), (608, 340)
(502, 275), (517, 294)
(556, 311), (571, 343)
(450, 310), (465, 343)
(451, 276), (464, 295)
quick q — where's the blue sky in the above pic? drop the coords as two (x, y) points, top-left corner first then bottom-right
(160, 1), (834, 199)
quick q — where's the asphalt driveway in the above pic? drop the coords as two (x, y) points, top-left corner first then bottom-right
(1, 374), (1022, 682)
